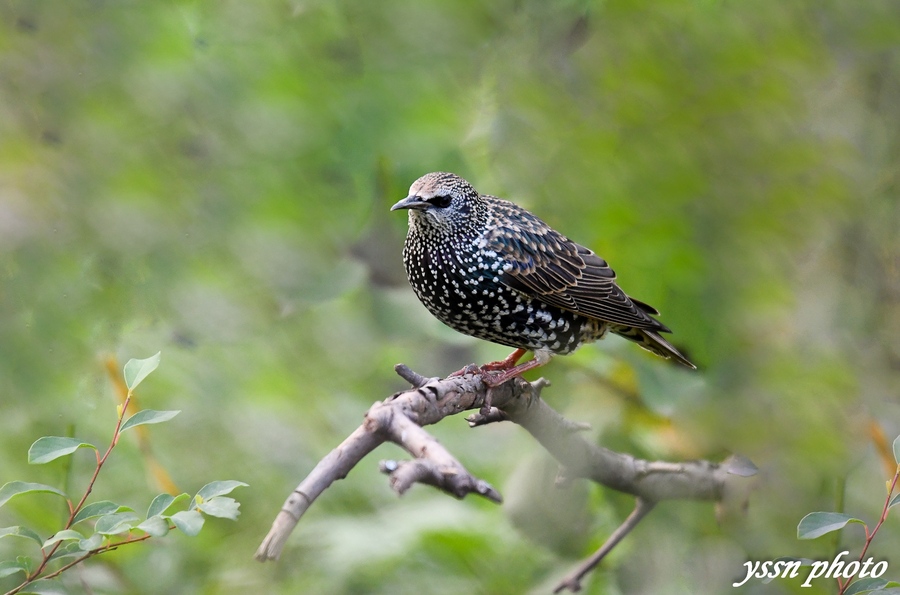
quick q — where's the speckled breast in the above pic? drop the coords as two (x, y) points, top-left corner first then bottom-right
(402, 230), (606, 354)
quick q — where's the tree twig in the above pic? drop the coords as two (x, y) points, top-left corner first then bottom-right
(553, 498), (656, 593)
(255, 364), (753, 590)
(9, 393), (136, 594)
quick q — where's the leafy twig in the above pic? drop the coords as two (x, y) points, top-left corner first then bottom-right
(796, 434), (900, 594)
(8, 373), (142, 592)
(836, 465), (900, 595)
(1, 352), (246, 595)
(6, 529), (164, 595)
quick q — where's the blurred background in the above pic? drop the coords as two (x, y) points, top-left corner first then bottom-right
(1, 0), (899, 593)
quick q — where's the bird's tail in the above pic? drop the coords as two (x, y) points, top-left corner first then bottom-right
(610, 325), (696, 369)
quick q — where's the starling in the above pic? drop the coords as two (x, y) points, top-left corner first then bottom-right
(392, 172), (695, 385)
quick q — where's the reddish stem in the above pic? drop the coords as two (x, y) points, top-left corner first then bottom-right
(838, 466), (900, 595)
(4, 527), (171, 595)
(857, 468), (899, 563)
(9, 394), (133, 592)
(66, 395), (132, 522)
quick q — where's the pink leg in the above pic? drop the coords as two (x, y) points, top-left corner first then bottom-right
(481, 350), (552, 387)
(480, 348), (528, 371)
(448, 348), (527, 378)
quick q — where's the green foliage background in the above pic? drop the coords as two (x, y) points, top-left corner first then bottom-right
(1, 0), (899, 593)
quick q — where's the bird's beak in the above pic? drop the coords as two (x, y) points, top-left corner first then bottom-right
(390, 195), (430, 212)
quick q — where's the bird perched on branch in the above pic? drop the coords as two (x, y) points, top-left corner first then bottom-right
(392, 172), (695, 386)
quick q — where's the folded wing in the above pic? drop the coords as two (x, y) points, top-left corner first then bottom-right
(487, 203), (669, 332)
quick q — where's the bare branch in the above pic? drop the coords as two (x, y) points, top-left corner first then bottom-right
(255, 369), (514, 561)
(394, 363), (434, 388)
(254, 425), (383, 561)
(553, 498), (656, 593)
(256, 364), (753, 590)
(492, 377), (732, 502)
(379, 459), (502, 502)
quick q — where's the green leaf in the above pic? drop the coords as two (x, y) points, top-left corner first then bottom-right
(72, 501), (122, 525)
(18, 579), (67, 594)
(194, 480), (248, 503)
(45, 540), (84, 562)
(0, 559), (28, 578)
(0, 526), (43, 546)
(845, 578), (900, 595)
(197, 496), (241, 520)
(123, 352), (161, 390)
(94, 511), (140, 535)
(890, 493), (900, 509)
(28, 437), (97, 465)
(147, 493), (175, 518)
(78, 533), (103, 552)
(16, 556), (32, 573)
(42, 529), (83, 549)
(120, 409), (180, 432)
(137, 515), (170, 537)
(894, 434), (900, 465)
(0, 482), (67, 509)
(169, 510), (204, 536)
(147, 493), (189, 518)
(798, 512), (866, 539)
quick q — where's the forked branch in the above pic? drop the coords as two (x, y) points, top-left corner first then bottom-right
(255, 364), (753, 592)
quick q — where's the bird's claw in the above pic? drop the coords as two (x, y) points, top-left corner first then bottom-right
(448, 363), (480, 378)
(478, 368), (514, 388)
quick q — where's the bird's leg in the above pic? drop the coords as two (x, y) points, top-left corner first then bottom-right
(477, 350), (529, 414)
(448, 348), (526, 379)
(480, 348), (528, 372)
(481, 350), (552, 388)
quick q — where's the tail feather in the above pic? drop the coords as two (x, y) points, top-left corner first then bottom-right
(610, 325), (696, 369)
(629, 297), (660, 317)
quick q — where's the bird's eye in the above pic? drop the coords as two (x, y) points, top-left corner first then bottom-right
(429, 194), (452, 209)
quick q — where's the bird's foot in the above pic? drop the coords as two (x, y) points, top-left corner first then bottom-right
(478, 350), (552, 387)
(448, 363), (480, 378)
(450, 364), (519, 387)
(479, 368), (517, 388)
(479, 348), (527, 372)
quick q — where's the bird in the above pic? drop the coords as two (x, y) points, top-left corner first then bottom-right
(391, 172), (695, 386)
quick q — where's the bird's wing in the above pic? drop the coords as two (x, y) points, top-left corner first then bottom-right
(485, 201), (666, 331)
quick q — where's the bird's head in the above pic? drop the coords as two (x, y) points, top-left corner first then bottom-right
(391, 172), (483, 234)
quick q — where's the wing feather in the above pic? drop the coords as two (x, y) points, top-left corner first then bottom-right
(486, 200), (666, 331)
